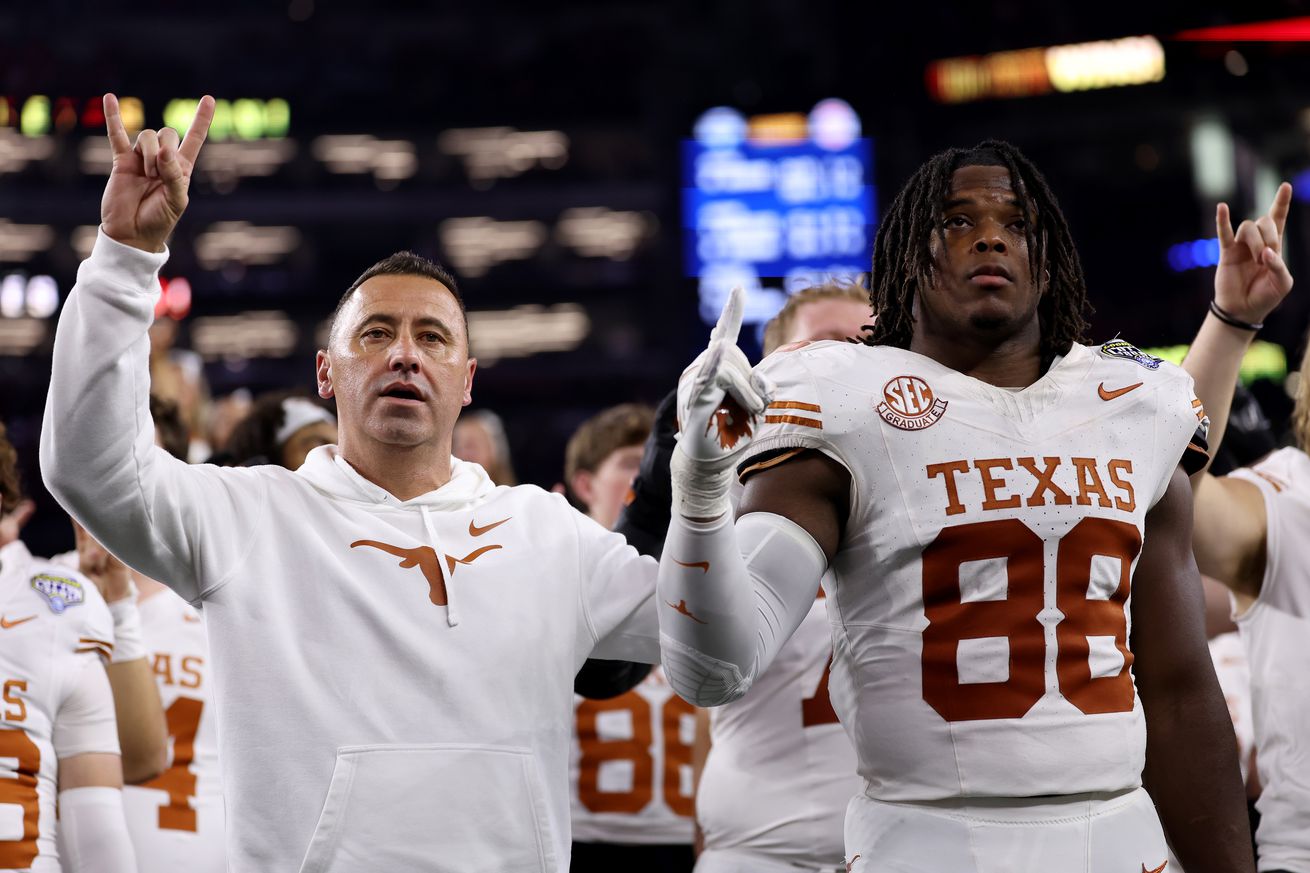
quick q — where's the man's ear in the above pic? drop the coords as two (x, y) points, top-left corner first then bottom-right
(570, 470), (595, 509)
(462, 358), (477, 407)
(316, 350), (334, 399)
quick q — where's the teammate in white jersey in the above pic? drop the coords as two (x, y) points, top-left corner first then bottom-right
(657, 142), (1254, 872)
(564, 404), (697, 872)
(113, 401), (227, 873)
(41, 95), (661, 872)
(694, 283), (869, 873)
(0, 424), (136, 872)
(1179, 183), (1310, 873)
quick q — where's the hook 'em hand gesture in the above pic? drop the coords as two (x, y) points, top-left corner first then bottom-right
(100, 93), (215, 253)
(1214, 182), (1294, 325)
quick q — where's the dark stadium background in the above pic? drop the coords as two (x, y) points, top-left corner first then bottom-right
(4, 0), (1310, 555)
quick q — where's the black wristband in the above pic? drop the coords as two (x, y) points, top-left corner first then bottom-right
(1209, 300), (1263, 332)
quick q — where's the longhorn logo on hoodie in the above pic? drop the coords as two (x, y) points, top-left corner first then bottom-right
(351, 522), (508, 606)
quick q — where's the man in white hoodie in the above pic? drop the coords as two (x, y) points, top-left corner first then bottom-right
(41, 94), (661, 873)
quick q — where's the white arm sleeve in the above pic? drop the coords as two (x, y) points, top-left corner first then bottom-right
(40, 230), (270, 603)
(575, 504), (661, 664)
(657, 511), (825, 705)
(53, 658), (119, 759)
(57, 787), (137, 873)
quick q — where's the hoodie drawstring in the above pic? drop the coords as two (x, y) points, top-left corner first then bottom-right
(421, 505), (459, 627)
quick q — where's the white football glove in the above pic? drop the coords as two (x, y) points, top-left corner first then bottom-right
(672, 287), (773, 519)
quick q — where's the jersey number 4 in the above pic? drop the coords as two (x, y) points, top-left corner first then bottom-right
(141, 696), (204, 831)
(922, 517), (1140, 722)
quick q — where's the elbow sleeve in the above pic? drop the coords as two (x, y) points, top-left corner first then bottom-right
(658, 511), (826, 705)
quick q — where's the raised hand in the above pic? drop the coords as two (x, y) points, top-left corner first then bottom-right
(100, 93), (215, 253)
(672, 288), (772, 518)
(1214, 182), (1294, 324)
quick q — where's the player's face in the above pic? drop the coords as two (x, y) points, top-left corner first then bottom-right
(582, 443), (645, 529)
(317, 275), (474, 455)
(918, 164), (1041, 344)
(786, 298), (872, 345)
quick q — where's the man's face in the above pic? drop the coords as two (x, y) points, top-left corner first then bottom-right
(316, 275), (475, 455)
(786, 297), (872, 346)
(917, 164), (1042, 343)
(576, 443), (645, 529)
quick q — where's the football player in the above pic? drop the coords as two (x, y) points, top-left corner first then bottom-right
(1179, 183), (1309, 873)
(0, 423), (136, 871)
(693, 282), (870, 873)
(657, 142), (1254, 871)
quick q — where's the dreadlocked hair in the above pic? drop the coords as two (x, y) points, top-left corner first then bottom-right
(864, 140), (1092, 369)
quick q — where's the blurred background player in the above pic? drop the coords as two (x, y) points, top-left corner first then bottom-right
(658, 143), (1254, 872)
(693, 282), (869, 873)
(454, 409), (518, 485)
(564, 403), (697, 873)
(223, 392), (338, 469)
(1182, 183), (1309, 873)
(0, 422), (137, 872)
(118, 398), (226, 873)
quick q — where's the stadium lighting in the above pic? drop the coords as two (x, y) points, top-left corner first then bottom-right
(927, 36), (1165, 103)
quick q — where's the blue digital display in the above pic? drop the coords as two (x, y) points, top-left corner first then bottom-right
(682, 101), (876, 326)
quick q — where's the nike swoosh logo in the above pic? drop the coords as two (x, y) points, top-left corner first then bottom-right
(0, 615), (36, 629)
(1098, 381), (1143, 401)
(1142, 862), (1167, 873)
(183, 613), (201, 624)
(469, 517), (510, 537)
(672, 559), (710, 573)
(846, 854), (861, 872)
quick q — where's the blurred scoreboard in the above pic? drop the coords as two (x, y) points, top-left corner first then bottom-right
(682, 99), (875, 326)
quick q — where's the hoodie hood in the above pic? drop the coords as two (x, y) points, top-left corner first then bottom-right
(296, 445), (497, 511)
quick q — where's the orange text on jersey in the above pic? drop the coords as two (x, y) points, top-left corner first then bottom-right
(2, 680), (26, 723)
(926, 457), (1135, 517)
(151, 653), (204, 690)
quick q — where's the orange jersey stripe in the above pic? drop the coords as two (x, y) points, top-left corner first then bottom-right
(739, 447), (805, 481)
(764, 414), (822, 429)
(767, 400), (822, 413)
(78, 637), (114, 651)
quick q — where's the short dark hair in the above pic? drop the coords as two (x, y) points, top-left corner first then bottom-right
(863, 140), (1091, 368)
(328, 251), (468, 348)
(0, 421), (22, 513)
(151, 395), (191, 461)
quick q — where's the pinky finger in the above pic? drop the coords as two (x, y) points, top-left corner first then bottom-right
(1216, 202), (1236, 248)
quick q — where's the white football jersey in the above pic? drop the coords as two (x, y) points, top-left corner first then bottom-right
(0, 540), (116, 872)
(1228, 447), (1310, 872)
(1207, 632), (1254, 784)
(743, 340), (1205, 801)
(569, 668), (695, 845)
(123, 588), (225, 873)
(697, 595), (860, 867)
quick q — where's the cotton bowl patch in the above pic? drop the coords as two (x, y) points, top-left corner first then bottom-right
(31, 574), (84, 614)
(1098, 340), (1162, 370)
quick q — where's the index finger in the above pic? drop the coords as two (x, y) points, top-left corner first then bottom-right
(1268, 181), (1293, 238)
(178, 95), (216, 165)
(709, 286), (745, 346)
(103, 93), (133, 156)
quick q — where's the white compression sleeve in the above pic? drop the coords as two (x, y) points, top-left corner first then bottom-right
(57, 787), (137, 873)
(657, 511), (826, 705)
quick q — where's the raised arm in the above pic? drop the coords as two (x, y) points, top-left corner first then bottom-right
(1184, 183), (1293, 595)
(656, 290), (841, 706)
(39, 96), (268, 603)
(1133, 467), (1254, 872)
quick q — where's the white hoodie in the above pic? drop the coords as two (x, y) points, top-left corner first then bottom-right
(41, 231), (662, 873)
